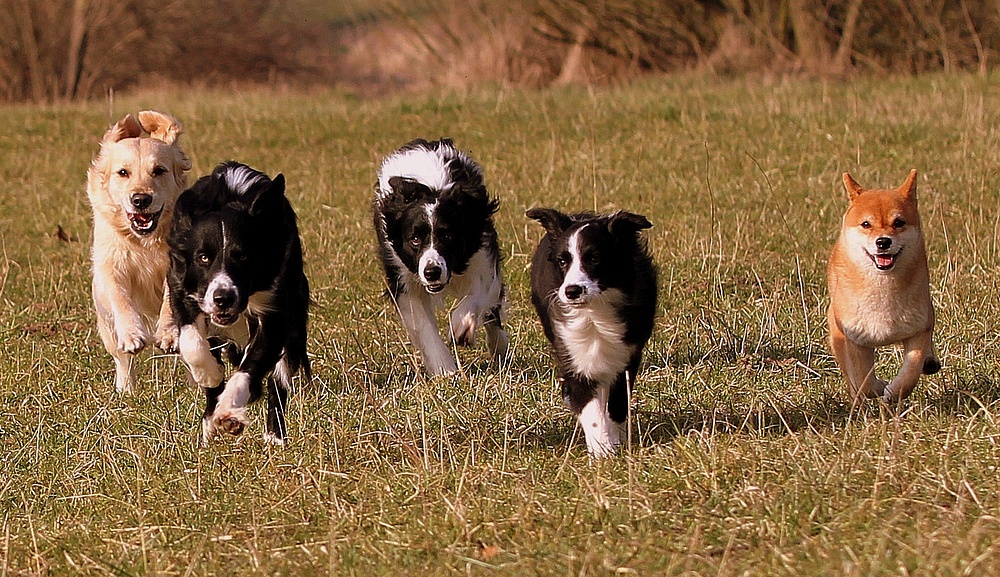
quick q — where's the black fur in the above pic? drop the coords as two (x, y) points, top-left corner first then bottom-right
(527, 208), (657, 454)
(168, 161), (310, 443)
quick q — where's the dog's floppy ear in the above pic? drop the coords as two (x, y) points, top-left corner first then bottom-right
(250, 174), (286, 217)
(388, 176), (432, 203)
(137, 110), (183, 146)
(608, 211), (652, 236)
(842, 172), (866, 200)
(526, 207), (572, 236)
(898, 169), (918, 201)
(102, 114), (143, 145)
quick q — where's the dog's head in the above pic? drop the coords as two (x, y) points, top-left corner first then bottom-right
(527, 208), (652, 307)
(87, 110), (191, 238)
(841, 169), (923, 273)
(170, 163), (288, 327)
(375, 139), (498, 294)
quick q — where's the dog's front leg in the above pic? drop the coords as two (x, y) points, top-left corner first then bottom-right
(562, 375), (620, 458)
(178, 321), (224, 389)
(207, 317), (286, 443)
(154, 282), (179, 352)
(883, 329), (938, 403)
(829, 315), (887, 403)
(398, 292), (457, 376)
(95, 262), (149, 354)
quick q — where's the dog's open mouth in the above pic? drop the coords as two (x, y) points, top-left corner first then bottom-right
(128, 210), (161, 235)
(211, 311), (240, 326)
(867, 250), (899, 271)
(425, 283), (446, 294)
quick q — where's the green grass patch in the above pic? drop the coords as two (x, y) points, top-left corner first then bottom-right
(3, 74), (1000, 575)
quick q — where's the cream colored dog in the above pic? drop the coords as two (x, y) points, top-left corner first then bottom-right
(87, 111), (191, 392)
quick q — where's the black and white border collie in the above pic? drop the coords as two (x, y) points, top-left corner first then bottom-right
(526, 208), (657, 457)
(374, 138), (509, 375)
(168, 161), (310, 445)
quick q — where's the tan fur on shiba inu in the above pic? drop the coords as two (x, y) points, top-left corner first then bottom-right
(87, 111), (191, 393)
(827, 169), (940, 403)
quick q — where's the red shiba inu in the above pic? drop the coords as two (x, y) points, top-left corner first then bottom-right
(827, 169), (940, 403)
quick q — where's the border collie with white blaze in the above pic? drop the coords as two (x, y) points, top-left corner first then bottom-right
(527, 208), (658, 457)
(168, 161), (310, 445)
(374, 138), (509, 375)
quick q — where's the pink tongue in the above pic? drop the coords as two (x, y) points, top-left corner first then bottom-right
(132, 214), (151, 224)
(875, 254), (893, 267)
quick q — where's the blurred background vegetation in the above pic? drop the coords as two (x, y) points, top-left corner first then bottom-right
(2, 0), (998, 102)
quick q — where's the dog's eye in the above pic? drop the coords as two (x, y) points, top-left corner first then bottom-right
(556, 254), (570, 268)
(409, 235), (422, 248)
(196, 253), (211, 266)
(116, 168), (130, 178)
(152, 165), (168, 177)
(585, 253), (600, 266)
(860, 221), (871, 229)
(892, 218), (906, 228)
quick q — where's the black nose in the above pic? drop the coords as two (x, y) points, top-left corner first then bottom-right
(213, 288), (236, 310)
(564, 284), (584, 300)
(131, 193), (152, 209)
(875, 237), (892, 250)
(423, 265), (442, 282)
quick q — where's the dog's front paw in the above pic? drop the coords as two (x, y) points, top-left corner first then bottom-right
(214, 408), (249, 437)
(117, 326), (149, 354)
(154, 322), (180, 353)
(451, 314), (477, 347)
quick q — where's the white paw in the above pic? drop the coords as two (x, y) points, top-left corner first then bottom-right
(451, 313), (477, 347)
(213, 407), (249, 437)
(154, 321), (180, 353)
(117, 325), (149, 354)
(263, 431), (286, 446)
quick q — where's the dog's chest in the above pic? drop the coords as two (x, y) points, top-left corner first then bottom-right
(842, 282), (931, 347)
(553, 304), (634, 382)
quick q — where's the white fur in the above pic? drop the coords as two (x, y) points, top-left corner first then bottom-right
(202, 272), (238, 314)
(560, 226), (601, 303)
(579, 391), (622, 457)
(376, 143), (478, 198)
(179, 322), (223, 388)
(396, 290), (458, 375)
(553, 289), (634, 383)
(202, 371), (251, 444)
(223, 164), (266, 195)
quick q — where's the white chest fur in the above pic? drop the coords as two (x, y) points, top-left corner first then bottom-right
(553, 295), (635, 383)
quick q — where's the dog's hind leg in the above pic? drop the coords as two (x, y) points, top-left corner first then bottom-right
(484, 301), (510, 364)
(884, 329), (937, 403)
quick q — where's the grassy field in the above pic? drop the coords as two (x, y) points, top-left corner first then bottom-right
(3, 74), (1000, 575)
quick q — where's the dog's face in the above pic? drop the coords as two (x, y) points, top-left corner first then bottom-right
(841, 170), (923, 273)
(382, 176), (492, 293)
(527, 208), (652, 307)
(88, 111), (191, 238)
(171, 168), (288, 327)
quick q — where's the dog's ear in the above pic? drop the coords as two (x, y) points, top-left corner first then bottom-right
(526, 207), (572, 236)
(137, 110), (184, 146)
(103, 114), (143, 145)
(387, 176), (432, 203)
(250, 174), (286, 217)
(898, 169), (918, 201)
(842, 172), (865, 200)
(608, 211), (652, 236)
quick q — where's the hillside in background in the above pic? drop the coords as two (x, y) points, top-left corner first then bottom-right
(2, 0), (999, 102)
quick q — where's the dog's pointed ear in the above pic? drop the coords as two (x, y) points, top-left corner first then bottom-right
(898, 169), (918, 201)
(608, 211), (652, 236)
(526, 207), (572, 236)
(250, 174), (286, 216)
(103, 114), (143, 144)
(387, 176), (432, 203)
(137, 110), (183, 146)
(842, 172), (865, 200)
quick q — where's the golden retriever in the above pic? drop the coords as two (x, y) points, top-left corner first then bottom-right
(87, 111), (191, 392)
